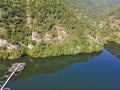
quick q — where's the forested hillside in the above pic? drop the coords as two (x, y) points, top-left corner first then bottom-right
(105, 42), (120, 59)
(98, 7), (120, 43)
(63, 0), (120, 20)
(0, 0), (119, 59)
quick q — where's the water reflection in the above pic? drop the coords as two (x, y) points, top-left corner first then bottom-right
(0, 41), (120, 81)
(0, 52), (101, 80)
(8, 49), (120, 90)
(105, 42), (120, 59)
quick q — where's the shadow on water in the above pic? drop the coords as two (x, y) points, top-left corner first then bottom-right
(0, 41), (119, 81)
(104, 41), (120, 59)
(0, 52), (101, 81)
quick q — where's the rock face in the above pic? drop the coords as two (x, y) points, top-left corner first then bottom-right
(44, 33), (51, 42)
(28, 43), (33, 49)
(6, 45), (18, 50)
(32, 32), (40, 42)
(0, 39), (7, 47)
(0, 39), (19, 50)
(57, 29), (68, 41)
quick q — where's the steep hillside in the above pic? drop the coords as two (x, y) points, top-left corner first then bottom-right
(108, 8), (120, 31)
(63, 0), (105, 19)
(107, 8), (120, 43)
(97, 7), (120, 44)
(63, 0), (120, 20)
(0, 0), (119, 60)
(105, 42), (120, 59)
(0, 0), (103, 59)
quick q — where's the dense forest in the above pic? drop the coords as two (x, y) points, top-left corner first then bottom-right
(0, 0), (120, 59)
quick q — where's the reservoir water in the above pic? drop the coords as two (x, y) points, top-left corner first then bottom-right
(0, 42), (120, 90)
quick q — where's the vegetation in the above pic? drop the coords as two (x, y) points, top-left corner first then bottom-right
(105, 42), (120, 59)
(0, 52), (101, 78)
(0, 0), (120, 59)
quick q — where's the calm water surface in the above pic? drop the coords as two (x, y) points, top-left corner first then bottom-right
(0, 47), (120, 90)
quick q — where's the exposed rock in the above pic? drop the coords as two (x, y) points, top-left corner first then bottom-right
(87, 34), (99, 43)
(6, 44), (19, 50)
(0, 39), (19, 50)
(28, 43), (34, 49)
(0, 39), (8, 47)
(55, 26), (68, 41)
(44, 33), (51, 42)
(32, 32), (40, 42)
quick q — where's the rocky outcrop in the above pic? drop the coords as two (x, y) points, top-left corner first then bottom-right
(28, 43), (33, 49)
(0, 39), (7, 47)
(57, 29), (68, 41)
(44, 33), (51, 42)
(55, 26), (68, 41)
(0, 39), (19, 50)
(32, 32), (41, 42)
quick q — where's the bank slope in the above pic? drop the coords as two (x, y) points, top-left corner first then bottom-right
(0, 0), (119, 59)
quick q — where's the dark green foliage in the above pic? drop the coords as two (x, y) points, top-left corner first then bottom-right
(0, 0), (31, 44)
(105, 42), (120, 59)
(0, 51), (101, 78)
(0, 0), (119, 59)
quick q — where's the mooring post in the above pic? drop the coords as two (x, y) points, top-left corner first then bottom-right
(0, 63), (22, 90)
